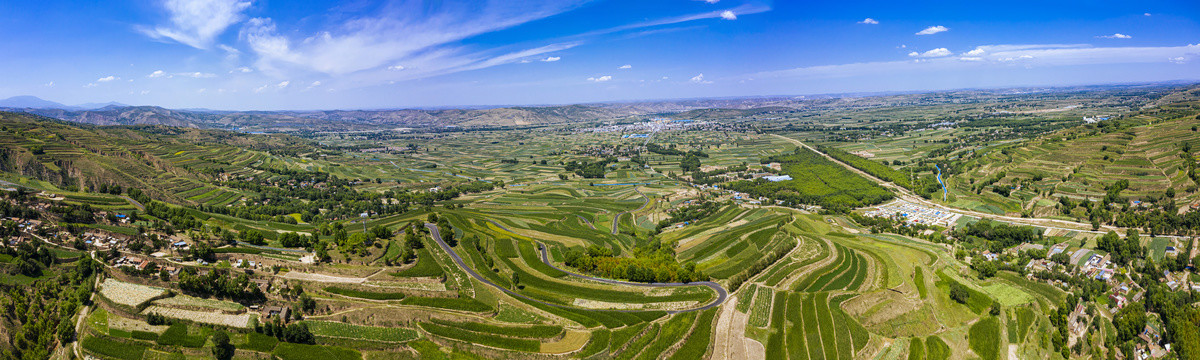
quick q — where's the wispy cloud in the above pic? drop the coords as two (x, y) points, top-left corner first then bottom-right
(387, 65), (405, 71)
(148, 70), (166, 78)
(97, 76), (118, 82)
(1097, 33), (1132, 39)
(751, 43), (1200, 80)
(690, 73), (712, 84)
(618, 64), (632, 69)
(541, 56), (561, 62)
(858, 18), (879, 25)
(139, 0), (252, 49)
(587, 75), (612, 82)
(916, 25), (949, 35)
(240, 1), (588, 77)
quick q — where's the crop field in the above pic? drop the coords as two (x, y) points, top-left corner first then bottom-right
(140, 305), (253, 328)
(99, 279), (168, 307)
(304, 321), (421, 342)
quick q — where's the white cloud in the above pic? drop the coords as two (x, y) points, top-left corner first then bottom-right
(858, 18), (879, 25)
(909, 48), (952, 57)
(701, 0), (719, 3)
(752, 43), (1200, 80)
(1170, 56), (1187, 64)
(232, 67), (253, 73)
(720, 10), (737, 20)
(84, 83), (97, 88)
(964, 48), (986, 56)
(140, 90), (151, 95)
(276, 80), (289, 89)
(541, 56), (561, 62)
(197, 88), (206, 93)
(97, 76), (118, 82)
(690, 73), (712, 84)
(44, 82), (54, 87)
(306, 81), (321, 90)
(587, 75), (612, 82)
(139, 0), (252, 49)
(916, 25), (949, 35)
(239, 1), (588, 78)
(1097, 33), (1132, 39)
(619, 64), (632, 69)
(148, 70), (166, 78)
(1144, 13), (1152, 16)
(387, 64), (405, 71)
(958, 57), (984, 61)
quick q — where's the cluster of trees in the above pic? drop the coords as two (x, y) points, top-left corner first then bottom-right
(1, 241), (57, 276)
(725, 147), (893, 212)
(655, 201), (724, 231)
(1095, 230), (1145, 265)
(431, 213), (456, 246)
(176, 268), (265, 302)
(564, 158), (616, 179)
(258, 317), (314, 344)
(563, 240), (705, 283)
(0, 256), (99, 359)
(953, 220), (1042, 253)
(846, 213), (948, 243)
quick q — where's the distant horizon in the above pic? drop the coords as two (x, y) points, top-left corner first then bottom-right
(5, 79), (1197, 113)
(1, 0), (1198, 110)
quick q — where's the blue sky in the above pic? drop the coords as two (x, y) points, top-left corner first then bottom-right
(0, 0), (1198, 110)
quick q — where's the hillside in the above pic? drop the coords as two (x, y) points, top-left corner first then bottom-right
(0, 112), (307, 205)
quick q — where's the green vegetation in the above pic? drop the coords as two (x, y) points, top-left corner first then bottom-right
(418, 322), (541, 352)
(725, 147), (893, 211)
(968, 316), (1001, 360)
(304, 321), (420, 342)
(83, 336), (147, 360)
(401, 296), (492, 312)
(323, 286), (406, 300)
(272, 342), (363, 360)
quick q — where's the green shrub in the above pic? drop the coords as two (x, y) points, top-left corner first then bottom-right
(969, 316), (1001, 360)
(429, 319), (561, 339)
(323, 286), (405, 300)
(390, 248), (444, 277)
(242, 332), (279, 352)
(577, 329), (610, 358)
(401, 296), (491, 312)
(157, 323), (207, 348)
(669, 308), (717, 359)
(131, 330), (158, 341)
(304, 321), (420, 342)
(418, 322), (540, 352)
(272, 342), (361, 360)
(925, 336), (951, 360)
(83, 336), (146, 360)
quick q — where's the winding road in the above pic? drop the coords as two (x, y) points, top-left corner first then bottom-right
(424, 222), (726, 314)
(611, 187), (651, 235)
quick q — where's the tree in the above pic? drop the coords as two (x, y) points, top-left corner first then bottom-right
(949, 283), (970, 304)
(511, 272), (521, 289)
(1113, 302), (1146, 343)
(211, 331), (234, 360)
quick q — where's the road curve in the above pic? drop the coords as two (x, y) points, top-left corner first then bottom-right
(424, 223), (726, 314)
(611, 187), (651, 235)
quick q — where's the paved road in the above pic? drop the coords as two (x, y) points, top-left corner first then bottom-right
(575, 215), (596, 230)
(611, 187), (650, 235)
(770, 134), (1193, 239)
(425, 223), (726, 314)
(121, 195), (145, 211)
